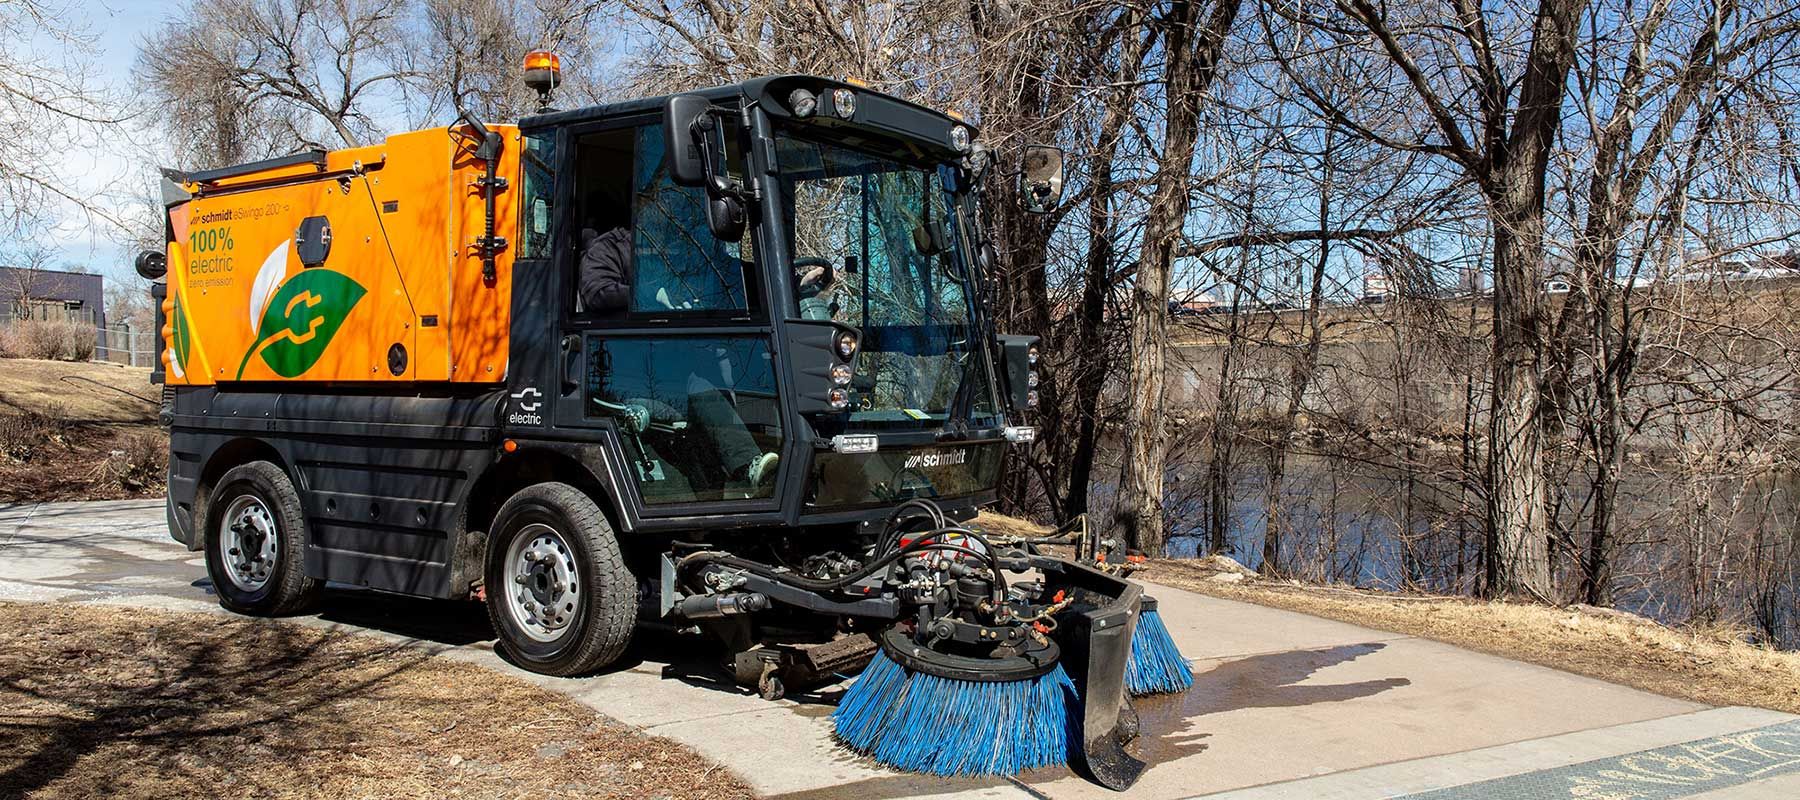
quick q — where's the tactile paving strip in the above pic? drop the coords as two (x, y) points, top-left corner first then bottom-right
(1394, 720), (1800, 800)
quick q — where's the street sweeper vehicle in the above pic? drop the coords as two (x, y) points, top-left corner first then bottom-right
(136, 54), (1191, 789)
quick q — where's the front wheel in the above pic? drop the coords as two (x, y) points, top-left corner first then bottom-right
(485, 483), (637, 676)
(203, 461), (321, 615)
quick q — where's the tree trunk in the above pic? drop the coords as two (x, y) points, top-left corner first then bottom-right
(1114, 0), (1240, 556)
(1479, 0), (1587, 600)
(1065, 19), (1153, 519)
(1485, 213), (1555, 599)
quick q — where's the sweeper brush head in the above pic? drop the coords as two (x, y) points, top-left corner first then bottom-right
(1126, 597), (1193, 695)
(833, 649), (1078, 776)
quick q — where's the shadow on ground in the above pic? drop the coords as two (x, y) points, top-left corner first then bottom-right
(0, 601), (445, 798)
(308, 584), (765, 698)
(1134, 642), (1412, 765)
(0, 600), (753, 799)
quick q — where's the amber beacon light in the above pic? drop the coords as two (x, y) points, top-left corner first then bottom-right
(523, 50), (562, 110)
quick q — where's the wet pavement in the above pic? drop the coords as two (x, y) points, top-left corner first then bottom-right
(2, 498), (1792, 799)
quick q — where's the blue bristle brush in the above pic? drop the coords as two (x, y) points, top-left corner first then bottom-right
(833, 645), (1077, 776)
(1126, 595), (1192, 695)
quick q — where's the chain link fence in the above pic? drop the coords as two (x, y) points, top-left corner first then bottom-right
(0, 315), (159, 368)
(95, 324), (158, 368)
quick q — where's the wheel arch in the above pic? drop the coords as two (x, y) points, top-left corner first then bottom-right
(194, 437), (291, 538)
(462, 446), (624, 580)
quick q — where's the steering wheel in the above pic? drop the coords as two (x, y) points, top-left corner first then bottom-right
(793, 256), (834, 293)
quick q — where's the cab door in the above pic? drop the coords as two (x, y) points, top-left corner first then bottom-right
(545, 115), (787, 520)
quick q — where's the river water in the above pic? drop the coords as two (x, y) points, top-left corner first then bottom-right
(1100, 454), (1800, 650)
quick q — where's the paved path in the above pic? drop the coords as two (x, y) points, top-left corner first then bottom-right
(3, 498), (1795, 800)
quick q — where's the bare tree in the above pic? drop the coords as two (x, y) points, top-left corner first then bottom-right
(1264, 0), (1593, 598)
(0, 1), (130, 232)
(1115, 0), (1243, 556)
(137, 0), (423, 155)
(1547, 0), (1800, 604)
(415, 0), (610, 122)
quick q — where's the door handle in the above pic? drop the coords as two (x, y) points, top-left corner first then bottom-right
(560, 335), (580, 396)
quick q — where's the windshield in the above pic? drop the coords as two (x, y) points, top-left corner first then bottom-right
(775, 134), (999, 430)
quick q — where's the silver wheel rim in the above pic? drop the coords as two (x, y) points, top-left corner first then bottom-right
(219, 494), (278, 592)
(505, 523), (581, 643)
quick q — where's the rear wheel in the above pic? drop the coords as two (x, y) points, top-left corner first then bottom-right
(203, 461), (321, 615)
(485, 483), (636, 676)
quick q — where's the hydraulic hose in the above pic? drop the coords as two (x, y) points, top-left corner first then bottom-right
(878, 498), (948, 554)
(679, 532), (1004, 599)
(679, 498), (1011, 605)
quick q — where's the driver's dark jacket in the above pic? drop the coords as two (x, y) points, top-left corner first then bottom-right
(578, 227), (631, 312)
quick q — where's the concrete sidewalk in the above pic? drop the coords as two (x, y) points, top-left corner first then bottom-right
(2, 498), (1790, 800)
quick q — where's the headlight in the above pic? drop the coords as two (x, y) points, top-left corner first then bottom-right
(830, 363), (852, 386)
(1026, 390), (1039, 409)
(1027, 344), (1039, 366)
(831, 88), (856, 118)
(1027, 371), (1039, 388)
(950, 125), (972, 153)
(788, 88), (818, 118)
(829, 388), (850, 410)
(835, 331), (858, 359)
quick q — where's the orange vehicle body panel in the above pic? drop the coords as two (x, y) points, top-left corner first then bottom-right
(160, 125), (520, 385)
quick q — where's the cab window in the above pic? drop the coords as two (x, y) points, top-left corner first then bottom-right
(520, 131), (555, 258)
(569, 123), (757, 319)
(586, 335), (781, 503)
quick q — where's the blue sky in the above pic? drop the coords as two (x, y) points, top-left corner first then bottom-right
(24, 0), (182, 289)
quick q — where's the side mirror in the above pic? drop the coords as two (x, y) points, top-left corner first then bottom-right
(664, 94), (745, 242)
(1020, 145), (1065, 214)
(663, 94), (710, 187)
(135, 249), (167, 280)
(708, 195), (746, 243)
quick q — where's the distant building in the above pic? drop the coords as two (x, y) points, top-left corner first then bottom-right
(0, 267), (105, 329)
(1666, 249), (1800, 284)
(1170, 293), (1220, 317)
(1361, 271), (1391, 304)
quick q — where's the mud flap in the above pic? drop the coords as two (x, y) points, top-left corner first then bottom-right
(1037, 557), (1147, 791)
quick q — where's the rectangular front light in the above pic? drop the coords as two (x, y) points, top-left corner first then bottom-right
(1004, 426), (1037, 444)
(831, 434), (880, 453)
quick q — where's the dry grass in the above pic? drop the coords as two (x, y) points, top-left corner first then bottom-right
(0, 359), (165, 502)
(976, 511), (1800, 715)
(0, 601), (754, 800)
(0, 358), (157, 424)
(0, 414), (167, 502)
(968, 510), (1059, 541)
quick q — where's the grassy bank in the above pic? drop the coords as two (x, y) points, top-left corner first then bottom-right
(0, 359), (166, 502)
(0, 601), (753, 799)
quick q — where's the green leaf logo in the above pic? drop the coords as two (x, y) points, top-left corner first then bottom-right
(234, 270), (367, 379)
(169, 293), (190, 379)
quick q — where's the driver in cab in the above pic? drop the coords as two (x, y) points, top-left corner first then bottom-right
(577, 219), (778, 490)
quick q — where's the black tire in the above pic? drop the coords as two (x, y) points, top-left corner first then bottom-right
(485, 483), (636, 676)
(203, 461), (322, 615)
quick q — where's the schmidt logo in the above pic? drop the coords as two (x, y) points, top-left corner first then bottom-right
(904, 449), (967, 470)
